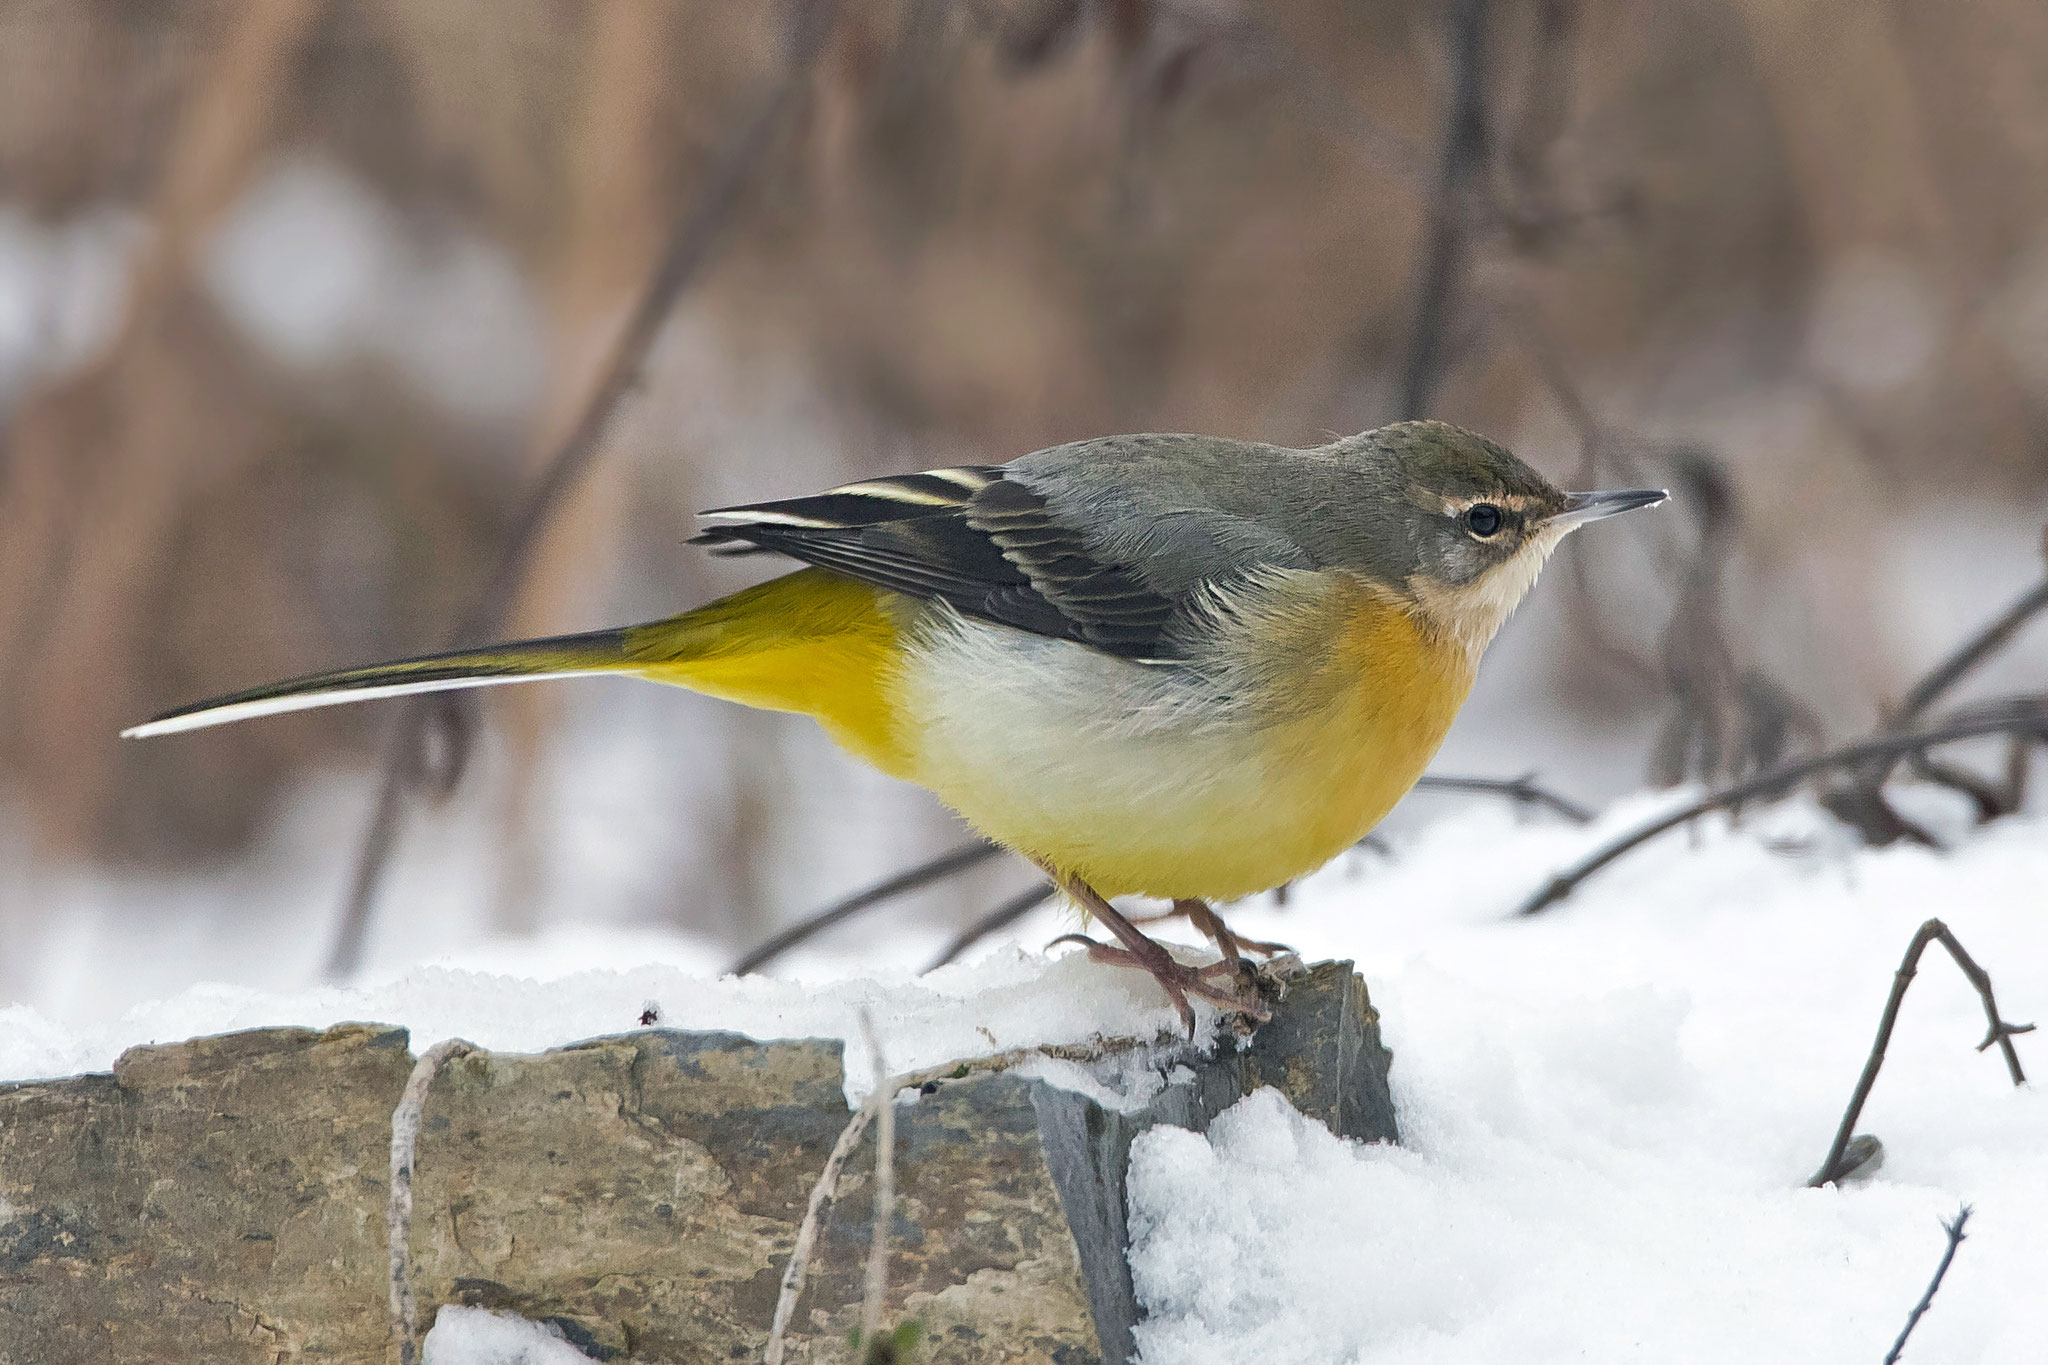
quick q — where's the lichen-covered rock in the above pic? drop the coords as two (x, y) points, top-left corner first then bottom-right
(0, 1022), (415, 1364)
(0, 961), (1394, 1364)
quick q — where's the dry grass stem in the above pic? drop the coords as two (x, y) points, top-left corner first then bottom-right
(388, 1039), (476, 1365)
(858, 1012), (896, 1357)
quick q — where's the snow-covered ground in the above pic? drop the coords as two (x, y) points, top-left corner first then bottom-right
(4, 794), (2045, 1364)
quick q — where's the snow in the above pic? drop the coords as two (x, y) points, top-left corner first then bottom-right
(5, 793), (2046, 1363)
(422, 1306), (592, 1365)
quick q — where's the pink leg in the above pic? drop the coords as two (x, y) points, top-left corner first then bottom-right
(1036, 862), (1270, 1034)
(1131, 899), (1292, 962)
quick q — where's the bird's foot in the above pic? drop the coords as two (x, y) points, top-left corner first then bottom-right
(1125, 898), (1293, 963)
(1047, 932), (1272, 1035)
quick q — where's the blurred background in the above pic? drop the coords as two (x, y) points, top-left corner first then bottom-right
(2, 0), (2045, 1017)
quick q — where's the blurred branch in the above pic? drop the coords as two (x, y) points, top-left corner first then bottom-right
(726, 841), (1007, 976)
(1883, 1206), (1973, 1365)
(1898, 556), (2048, 724)
(1516, 696), (2048, 917)
(1398, 0), (1491, 421)
(0, 0), (323, 795)
(1808, 918), (2031, 1188)
(1496, 301), (1666, 692)
(1415, 771), (1593, 823)
(1829, 540), (2048, 843)
(323, 0), (844, 979)
(923, 882), (1058, 972)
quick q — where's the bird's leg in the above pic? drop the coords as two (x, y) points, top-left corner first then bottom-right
(1036, 862), (1270, 1034)
(1125, 899), (1294, 963)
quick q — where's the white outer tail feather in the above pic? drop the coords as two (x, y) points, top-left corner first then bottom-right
(120, 671), (614, 740)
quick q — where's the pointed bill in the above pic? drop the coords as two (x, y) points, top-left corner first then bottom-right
(1554, 488), (1668, 527)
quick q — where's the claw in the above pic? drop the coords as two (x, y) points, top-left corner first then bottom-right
(1029, 861), (1273, 1036)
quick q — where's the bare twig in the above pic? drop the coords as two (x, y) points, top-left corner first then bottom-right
(1883, 1206), (1973, 1365)
(388, 1039), (476, 1365)
(324, 0), (844, 979)
(727, 842), (1006, 976)
(922, 881), (1058, 972)
(1398, 0), (1491, 421)
(858, 1013), (896, 1357)
(1829, 540), (2048, 839)
(763, 1081), (880, 1365)
(762, 1030), (1177, 1361)
(1808, 919), (2032, 1188)
(1898, 574), (2048, 725)
(1517, 697), (2048, 917)
(1415, 772), (1593, 823)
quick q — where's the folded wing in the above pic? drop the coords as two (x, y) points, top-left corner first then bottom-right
(691, 465), (1183, 659)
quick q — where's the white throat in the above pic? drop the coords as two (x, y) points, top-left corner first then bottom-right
(1409, 521), (1576, 666)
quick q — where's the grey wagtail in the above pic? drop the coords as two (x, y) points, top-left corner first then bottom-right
(127, 419), (1664, 1027)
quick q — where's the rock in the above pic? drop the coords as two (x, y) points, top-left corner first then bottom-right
(0, 1022), (415, 1364)
(0, 961), (1394, 1364)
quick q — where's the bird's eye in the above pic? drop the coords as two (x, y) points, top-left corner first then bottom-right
(1464, 503), (1504, 538)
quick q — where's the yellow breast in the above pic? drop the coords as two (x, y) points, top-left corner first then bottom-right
(893, 571), (1475, 901)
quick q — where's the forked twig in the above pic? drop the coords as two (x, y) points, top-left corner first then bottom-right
(727, 841), (1005, 976)
(1809, 921), (2031, 1189)
(388, 1039), (476, 1365)
(324, 0), (844, 979)
(1883, 1206), (1972, 1365)
(1517, 698), (2048, 917)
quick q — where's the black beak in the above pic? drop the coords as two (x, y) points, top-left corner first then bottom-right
(1555, 488), (1669, 527)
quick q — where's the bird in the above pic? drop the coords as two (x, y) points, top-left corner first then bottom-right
(126, 419), (1664, 1029)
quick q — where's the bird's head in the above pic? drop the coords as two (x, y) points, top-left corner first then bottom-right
(1321, 420), (1666, 661)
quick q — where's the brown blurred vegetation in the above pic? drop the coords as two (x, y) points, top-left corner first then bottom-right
(2, 0), (2046, 933)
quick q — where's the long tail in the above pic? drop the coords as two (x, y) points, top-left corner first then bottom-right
(121, 569), (908, 768)
(120, 629), (640, 738)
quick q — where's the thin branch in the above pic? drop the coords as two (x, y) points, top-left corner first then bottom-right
(1898, 574), (2048, 725)
(323, 0), (843, 979)
(1859, 560), (2048, 818)
(1398, 0), (1491, 421)
(1415, 772), (1593, 823)
(1516, 697), (2048, 917)
(1835, 550), (2047, 832)
(923, 882), (1058, 972)
(858, 1013), (896, 1357)
(1808, 920), (2031, 1188)
(727, 842), (1006, 976)
(388, 1039), (476, 1365)
(763, 1030), (1175, 1363)
(1883, 1205), (1972, 1365)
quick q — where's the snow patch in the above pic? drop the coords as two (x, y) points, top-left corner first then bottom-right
(422, 1307), (591, 1365)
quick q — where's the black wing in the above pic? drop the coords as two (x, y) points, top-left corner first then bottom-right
(690, 466), (1181, 659)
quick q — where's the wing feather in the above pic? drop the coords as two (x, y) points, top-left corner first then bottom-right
(690, 465), (1183, 658)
